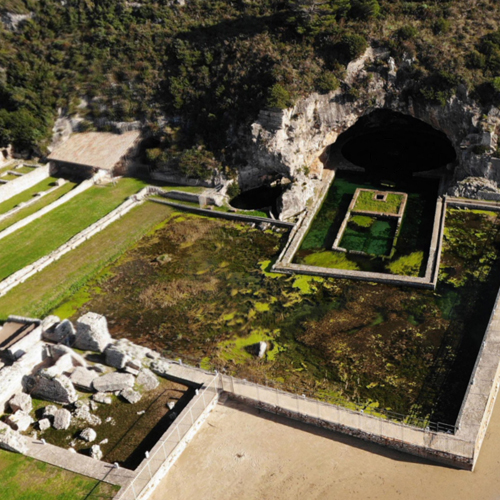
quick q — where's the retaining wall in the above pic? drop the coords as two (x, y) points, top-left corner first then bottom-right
(0, 189), (149, 298)
(0, 181), (66, 225)
(150, 198), (294, 228)
(0, 179), (94, 242)
(0, 165), (50, 204)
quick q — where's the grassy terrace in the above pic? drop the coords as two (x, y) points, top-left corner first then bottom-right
(0, 177), (146, 282)
(354, 190), (404, 214)
(0, 177), (63, 215)
(0, 200), (173, 321)
(0, 181), (77, 233)
(0, 450), (118, 499)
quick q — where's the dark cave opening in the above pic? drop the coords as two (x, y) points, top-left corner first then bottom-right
(339, 110), (457, 179)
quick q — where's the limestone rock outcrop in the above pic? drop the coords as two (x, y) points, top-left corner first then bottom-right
(240, 47), (500, 217)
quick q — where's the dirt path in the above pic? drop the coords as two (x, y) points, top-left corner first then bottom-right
(152, 398), (500, 500)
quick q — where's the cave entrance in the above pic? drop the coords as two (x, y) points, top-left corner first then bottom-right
(337, 110), (456, 180)
(229, 185), (283, 215)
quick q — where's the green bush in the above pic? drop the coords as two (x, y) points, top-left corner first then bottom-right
(317, 72), (340, 93)
(266, 84), (294, 109)
(227, 182), (241, 199)
(338, 33), (368, 62)
(397, 25), (418, 41)
(432, 18), (451, 35)
(349, 0), (380, 20)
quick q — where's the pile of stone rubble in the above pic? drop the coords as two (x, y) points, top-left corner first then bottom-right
(0, 312), (175, 459)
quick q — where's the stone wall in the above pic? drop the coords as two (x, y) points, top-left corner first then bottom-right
(0, 179), (94, 242)
(0, 189), (149, 298)
(0, 165), (51, 204)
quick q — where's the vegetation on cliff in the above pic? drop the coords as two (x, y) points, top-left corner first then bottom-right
(0, 0), (499, 159)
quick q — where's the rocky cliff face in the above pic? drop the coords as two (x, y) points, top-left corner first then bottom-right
(240, 48), (500, 219)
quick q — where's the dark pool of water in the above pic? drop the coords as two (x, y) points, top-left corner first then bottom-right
(230, 185), (283, 211)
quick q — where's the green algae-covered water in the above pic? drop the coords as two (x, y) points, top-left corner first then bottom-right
(340, 217), (396, 256)
(52, 205), (500, 428)
(295, 172), (439, 276)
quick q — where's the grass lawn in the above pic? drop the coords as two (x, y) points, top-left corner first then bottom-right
(0, 200), (173, 321)
(0, 177), (64, 215)
(0, 177), (146, 282)
(0, 181), (77, 232)
(0, 450), (118, 500)
(354, 190), (404, 214)
(14, 166), (37, 174)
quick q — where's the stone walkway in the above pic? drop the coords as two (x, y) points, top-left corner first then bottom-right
(21, 436), (135, 486)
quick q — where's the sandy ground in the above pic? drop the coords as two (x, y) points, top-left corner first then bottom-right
(152, 397), (500, 500)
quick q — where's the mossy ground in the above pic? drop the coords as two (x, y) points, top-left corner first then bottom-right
(53, 207), (500, 426)
(24, 377), (191, 469)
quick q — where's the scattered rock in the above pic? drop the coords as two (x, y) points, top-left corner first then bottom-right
(80, 428), (97, 442)
(9, 393), (32, 413)
(91, 364), (106, 373)
(43, 319), (75, 343)
(136, 368), (159, 391)
(104, 339), (148, 369)
(99, 438), (108, 445)
(49, 344), (87, 368)
(89, 400), (98, 411)
(30, 373), (78, 404)
(93, 393), (113, 405)
(150, 358), (170, 377)
(75, 312), (111, 353)
(0, 421), (27, 454)
(167, 401), (175, 410)
(90, 444), (103, 460)
(68, 447), (76, 454)
(43, 405), (58, 418)
(44, 353), (75, 377)
(93, 372), (135, 393)
(124, 366), (139, 376)
(74, 406), (102, 427)
(53, 409), (72, 430)
(6, 411), (33, 432)
(38, 418), (51, 431)
(70, 367), (99, 391)
(120, 389), (141, 404)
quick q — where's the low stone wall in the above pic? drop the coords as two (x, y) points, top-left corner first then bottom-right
(150, 171), (213, 187)
(114, 377), (220, 500)
(0, 179), (94, 242)
(0, 181), (66, 225)
(0, 189), (149, 298)
(219, 374), (474, 469)
(0, 165), (50, 204)
(150, 198), (294, 228)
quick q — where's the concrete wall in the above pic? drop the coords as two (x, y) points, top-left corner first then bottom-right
(0, 165), (50, 204)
